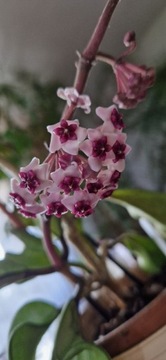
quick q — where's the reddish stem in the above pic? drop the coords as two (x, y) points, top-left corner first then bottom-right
(42, 216), (62, 267)
(0, 201), (24, 229)
(42, 0), (121, 284)
(83, 0), (120, 61)
(41, 215), (81, 284)
(62, 0), (120, 119)
(96, 51), (116, 67)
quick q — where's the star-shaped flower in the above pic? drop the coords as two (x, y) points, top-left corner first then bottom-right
(51, 164), (81, 194)
(57, 87), (91, 113)
(19, 157), (52, 194)
(19, 203), (45, 218)
(10, 179), (35, 208)
(96, 105), (124, 132)
(47, 119), (87, 155)
(105, 133), (131, 172)
(62, 190), (99, 218)
(80, 127), (116, 172)
(40, 193), (68, 217)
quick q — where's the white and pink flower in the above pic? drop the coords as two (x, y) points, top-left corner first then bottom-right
(10, 88), (131, 218)
(40, 193), (68, 218)
(47, 119), (87, 155)
(80, 127), (116, 172)
(10, 178), (45, 218)
(96, 105), (124, 132)
(10, 179), (36, 208)
(51, 163), (82, 194)
(62, 190), (99, 218)
(57, 87), (91, 114)
(19, 203), (45, 218)
(110, 133), (131, 171)
(19, 157), (52, 194)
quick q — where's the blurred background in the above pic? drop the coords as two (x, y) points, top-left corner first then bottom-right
(0, 1), (166, 358)
(0, 0), (165, 83)
(0, 0), (166, 189)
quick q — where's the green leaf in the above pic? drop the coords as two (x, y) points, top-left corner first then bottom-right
(61, 343), (111, 360)
(8, 301), (60, 360)
(123, 233), (166, 273)
(52, 300), (82, 359)
(0, 228), (53, 288)
(51, 300), (111, 360)
(109, 189), (166, 237)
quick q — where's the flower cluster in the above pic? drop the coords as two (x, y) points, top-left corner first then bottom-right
(97, 32), (155, 109)
(10, 95), (131, 219)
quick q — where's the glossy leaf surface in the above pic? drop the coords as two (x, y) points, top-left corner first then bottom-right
(51, 300), (111, 360)
(109, 189), (166, 237)
(0, 228), (54, 288)
(8, 301), (60, 360)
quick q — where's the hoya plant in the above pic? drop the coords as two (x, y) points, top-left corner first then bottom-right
(0, 1), (166, 359)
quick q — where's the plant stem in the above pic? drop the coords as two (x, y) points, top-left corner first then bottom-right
(62, 0), (120, 119)
(96, 51), (116, 67)
(41, 0), (126, 304)
(59, 218), (69, 261)
(86, 294), (111, 321)
(41, 215), (81, 285)
(0, 201), (24, 229)
(0, 266), (56, 288)
(62, 215), (103, 273)
(83, 0), (120, 60)
(108, 253), (144, 287)
(89, 233), (144, 287)
(62, 215), (126, 308)
(42, 216), (62, 267)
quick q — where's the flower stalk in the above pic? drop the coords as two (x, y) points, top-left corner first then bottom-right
(41, 215), (80, 284)
(62, 214), (126, 307)
(0, 201), (24, 229)
(62, 0), (120, 120)
(8, 0), (155, 313)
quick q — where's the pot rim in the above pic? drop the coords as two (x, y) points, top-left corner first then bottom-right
(96, 289), (166, 357)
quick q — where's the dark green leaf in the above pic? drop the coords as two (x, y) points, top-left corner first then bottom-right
(52, 299), (82, 359)
(51, 300), (111, 360)
(111, 189), (166, 224)
(0, 228), (53, 288)
(8, 301), (60, 360)
(109, 189), (166, 237)
(61, 343), (111, 360)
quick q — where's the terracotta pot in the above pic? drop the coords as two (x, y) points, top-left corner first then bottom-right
(113, 326), (166, 360)
(96, 290), (166, 359)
